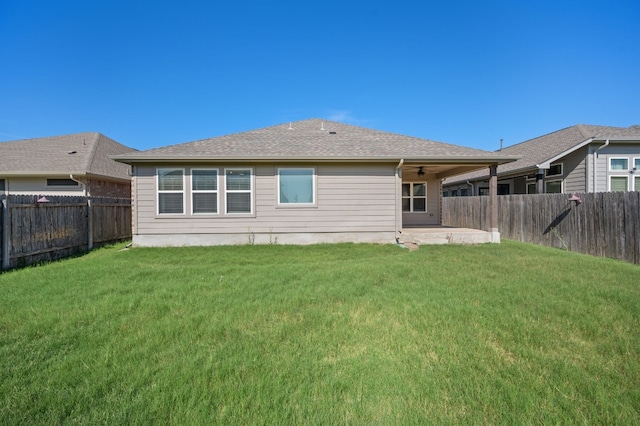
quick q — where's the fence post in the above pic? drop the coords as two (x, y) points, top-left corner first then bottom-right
(87, 197), (93, 250)
(2, 197), (9, 270)
(488, 165), (499, 242)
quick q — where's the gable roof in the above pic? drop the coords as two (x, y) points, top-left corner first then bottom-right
(113, 118), (517, 167)
(0, 132), (136, 181)
(444, 124), (640, 185)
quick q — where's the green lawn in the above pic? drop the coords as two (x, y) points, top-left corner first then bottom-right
(1, 241), (639, 424)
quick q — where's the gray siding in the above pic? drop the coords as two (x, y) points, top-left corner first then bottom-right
(563, 146), (588, 193)
(593, 144), (640, 192)
(134, 163), (398, 238)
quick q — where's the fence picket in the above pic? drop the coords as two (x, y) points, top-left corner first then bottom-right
(1, 195), (131, 269)
(443, 192), (640, 264)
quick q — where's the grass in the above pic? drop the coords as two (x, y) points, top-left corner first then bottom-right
(1, 241), (639, 424)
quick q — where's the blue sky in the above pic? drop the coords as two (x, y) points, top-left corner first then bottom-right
(1, 0), (638, 151)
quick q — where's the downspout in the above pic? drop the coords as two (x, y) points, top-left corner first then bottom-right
(395, 159), (404, 242)
(466, 180), (475, 196)
(69, 174), (88, 196)
(593, 139), (609, 192)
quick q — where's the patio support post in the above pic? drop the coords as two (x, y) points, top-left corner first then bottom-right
(488, 165), (500, 243)
(536, 168), (545, 194)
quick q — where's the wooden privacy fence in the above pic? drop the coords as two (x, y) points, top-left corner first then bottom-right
(442, 192), (640, 265)
(1, 195), (131, 270)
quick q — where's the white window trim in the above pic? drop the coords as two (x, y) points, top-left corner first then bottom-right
(224, 167), (254, 215)
(157, 168), (185, 215)
(402, 182), (427, 212)
(544, 179), (563, 193)
(609, 175), (629, 192)
(191, 168), (219, 215)
(609, 157), (629, 172)
(277, 167), (317, 208)
(545, 163), (563, 177)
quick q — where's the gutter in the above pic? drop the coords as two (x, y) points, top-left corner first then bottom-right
(69, 174), (88, 197)
(593, 139), (610, 192)
(110, 155), (521, 165)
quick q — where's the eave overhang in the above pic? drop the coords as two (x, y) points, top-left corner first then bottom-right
(111, 154), (520, 165)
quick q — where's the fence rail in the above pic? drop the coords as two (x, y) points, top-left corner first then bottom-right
(1, 195), (131, 270)
(442, 192), (640, 265)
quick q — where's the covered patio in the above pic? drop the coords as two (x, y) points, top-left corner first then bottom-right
(396, 163), (504, 244)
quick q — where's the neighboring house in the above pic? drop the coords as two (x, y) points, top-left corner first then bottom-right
(0, 132), (136, 198)
(112, 118), (517, 246)
(443, 124), (640, 196)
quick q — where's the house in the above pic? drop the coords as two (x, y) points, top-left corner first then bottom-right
(0, 132), (135, 198)
(112, 119), (517, 246)
(443, 124), (640, 196)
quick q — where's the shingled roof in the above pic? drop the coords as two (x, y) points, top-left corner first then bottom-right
(444, 124), (640, 184)
(0, 132), (135, 181)
(113, 118), (517, 164)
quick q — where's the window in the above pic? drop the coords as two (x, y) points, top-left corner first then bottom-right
(498, 184), (510, 195)
(635, 176), (640, 191)
(459, 187), (468, 196)
(527, 183), (537, 194)
(278, 168), (315, 205)
(545, 180), (562, 193)
(226, 168), (252, 214)
(478, 187), (489, 196)
(545, 163), (563, 177)
(157, 168), (184, 214)
(610, 158), (629, 171)
(635, 158), (640, 169)
(192, 169), (218, 214)
(610, 176), (628, 192)
(47, 178), (79, 186)
(402, 183), (426, 212)
(0, 179), (4, 191)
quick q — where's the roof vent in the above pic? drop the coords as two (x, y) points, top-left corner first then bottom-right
(329, 131), (337, 134)
(68, 150), (77, 154)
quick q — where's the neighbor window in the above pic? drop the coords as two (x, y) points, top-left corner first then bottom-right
(545, 164), (563, 177)
(527, 183), (536, 194)
(157, 168), (184, 214)
(225, 168), (252, 214)
(278, 168), (315, 205)
(609, 158), (629, 171)
(634, 158), (640, 170)
(610, 176), (628, 192)
(545, 180), (562, 193)
(402, 183), (426, 212)
(0, 179), (5, 192)
(191, 169), (218, 214)
(47, 178), (79, 186)
(635, 176), (640, 191)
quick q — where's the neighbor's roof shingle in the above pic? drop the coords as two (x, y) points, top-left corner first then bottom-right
(444, 124), (640, 184)
(0, 132), (135, 180)
(113, 118), (517, 163)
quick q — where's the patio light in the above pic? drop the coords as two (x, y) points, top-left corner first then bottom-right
(568, 194), (581, 205)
